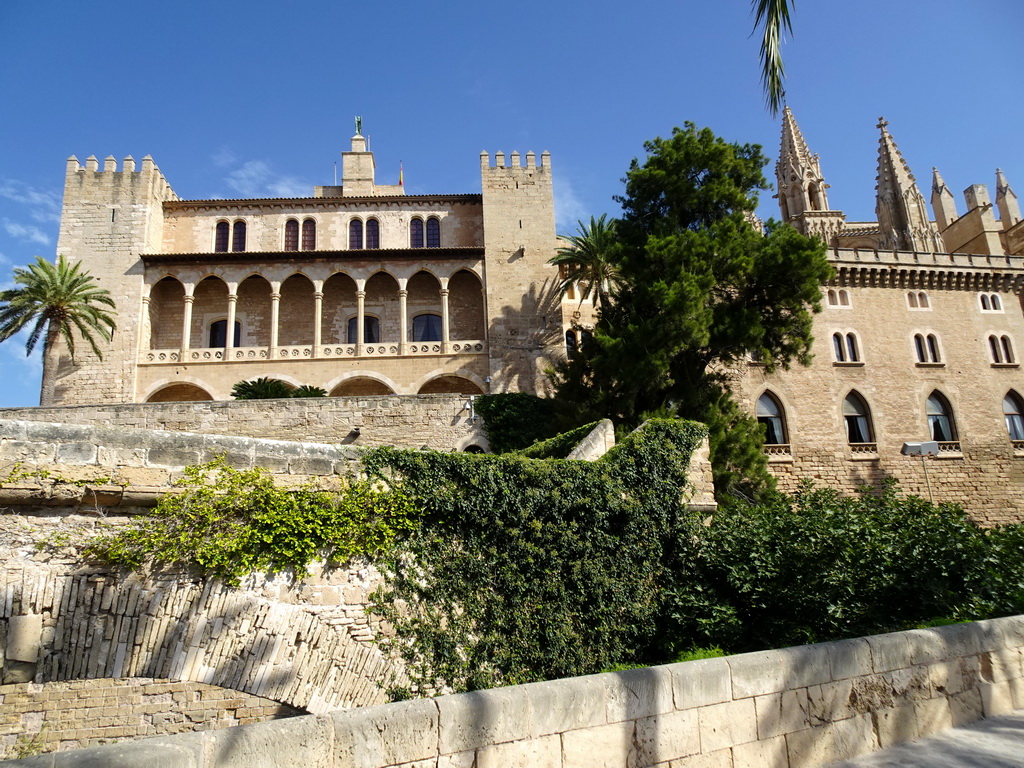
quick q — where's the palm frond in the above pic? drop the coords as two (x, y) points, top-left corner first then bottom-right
(752, 0), (794, 116)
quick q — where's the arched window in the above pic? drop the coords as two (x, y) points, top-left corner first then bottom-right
(231, 221), (246, 252)
(926, 391), (957, 442)
(843, 392), (873, 444)
(980, 293), (1002, 312)
(301, 219), (316, 251)
(580, 329), (593, 346)
(215, 221), (230, 252)
(756, 392), (787, 445)
(993, 294), (1003, 310)
(426, 217), (440, 248)
(833, 332), (860, 362)
(209, 319), (241, 348)
(346, 316), (380, 344)
(410, 218), (424, 248)
(565, 330), (578, 355)
(284, 219), (299, 251)
(907, 291), (918, 308)
(826, 289), (851, 308)
(412, 313), (442, 342)
(839, 290), (850, 307)
(990, 334), (1003, 363)
(366, 218), (380, 249)
(833, 332), (846, 362)
(1002, 335), (1015, 363)
(349, 219), (363, 249)
(914, 333), (941, 363)
(918, 292), (930, 309)
(981, 294), (991, 310)
(990, 334), (1017, 364)
(1003, 391), (1024, 442)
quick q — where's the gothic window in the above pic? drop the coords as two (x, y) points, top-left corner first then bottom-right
(410, 218), (424, 248)
(565, 330), (578, 355)
(980, 292), (1003, 312)
(215, 221), (230, 252)
(756, 392), (787, 445)
(366, 218), (380, 249)
(990, 334), (1017, 364)
(209, 319), (241, 348)
(426, 216), (440, 248)
(231, 220), (246, 252)
(346, 316), (380, 343)
(914, 333), (941, 363)
(301, 219), (316, 250)
(412, 313), (442, 342)
(349, 219), (363, 249)
(1003, 391), (1024, 442)
(826, 289), (850, 308)
(843, 391), (873, 444)
(284, 219), (299, 251)
(833, 332), (860, 363)
(907, 291), (930, 309)
(926, 391), (957, 442)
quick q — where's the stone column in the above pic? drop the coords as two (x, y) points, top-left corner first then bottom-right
(398, 278), (408, 355)
(440, 283), (451, 353)
(225, 292), (237, 357)
(313, 285), (324, 358)
(480, 288), (488, 344)
(356, 290), (366, 356)
(181, 288), (195, 360)
(140, 291), (152, 352)
(269, 284), (281, 357)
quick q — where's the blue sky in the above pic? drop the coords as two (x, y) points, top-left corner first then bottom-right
(1, 1), (1022, 407)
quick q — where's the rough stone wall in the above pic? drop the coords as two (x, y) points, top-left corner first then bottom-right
(7, 615), (1021, 768)
(0, 395), (486, 452)
(0, 678), (299, 758)
(736, 274), (1024, 525)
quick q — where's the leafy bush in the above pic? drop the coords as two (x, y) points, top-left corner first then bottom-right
(363, 419), (708, 693)
(474, 393), (560, 453)
(516, 421), (599, 459)
(231, 377), (294, 400)
(291, 385), (328, 398)
(87, 459), (417, 585)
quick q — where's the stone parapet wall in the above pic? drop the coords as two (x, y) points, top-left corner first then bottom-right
(5, 615), (1021, 767)
(0, 678), (299, 759)
(0, 394), (485, 452)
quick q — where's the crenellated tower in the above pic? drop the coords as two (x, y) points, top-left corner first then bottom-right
(775, 107), (845, 244)
(479, 150), (563, 393)
(52, 155), (177, 404)
(874, 118), (943, 252)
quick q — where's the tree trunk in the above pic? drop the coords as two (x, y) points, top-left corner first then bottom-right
(39, 322), (61, 407)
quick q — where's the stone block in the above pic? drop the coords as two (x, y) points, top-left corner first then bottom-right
(948, 687), (984, 727)
(147, 447), (201, 468)
(865, 631), (910, 673)
(732, 733), (788, 768)
(670, 748), (733, 768)
(872, 704), (917, 748)
(48, 731), (205, 768)
(980, 680), (1015, 717)
(55, 442), (99, 465)
(476, 734), (560, 768)
(754, 688), (809, 739)
(634, 707), (699, 764)
(437, 687), (530, 755)
(524, 674), (606, 737)
(670, 657), (732, 710)
(936, 622), (983, 658)
(7, 614), (42, 663)
(913, 696), (951, 739)
(605, 665), (674, 722)
(560, 721), (635, 768)
(988, 648), (1020, 683)
(205, 714), (333, 768)
(971, 619), (1007, 653)
(806, 679), (855, 725)
(826, 637), (872, 681)
(903, 628), (947, 665)
(332, 698), (439, 768)
(994, 614), (1024, 649)
(786, 713), (875, 767)
(698, 698), (757, 752)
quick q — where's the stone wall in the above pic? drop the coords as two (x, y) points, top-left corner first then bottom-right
(0, 394), (487, 453)
(5, 615), (1021, 768)
(0, 678), (299, 758)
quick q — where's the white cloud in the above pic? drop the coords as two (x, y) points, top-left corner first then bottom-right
(224, 160), (309, 199)
(1, 219), (50, 246)
(212, 148), (237, 168)
(553, 174), (590, 234)
(0, 179), (61, 224)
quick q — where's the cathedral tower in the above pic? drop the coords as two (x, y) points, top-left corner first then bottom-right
(874, 118), (943, 252)
(775, 107), (845, 244)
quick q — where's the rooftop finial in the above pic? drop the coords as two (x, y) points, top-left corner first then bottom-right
(877, 117), (888, 130)
(354, 116), (363, 136)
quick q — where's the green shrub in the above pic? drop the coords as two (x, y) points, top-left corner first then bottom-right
(231, 377), (294, 400)
(516, 421), (599, 459)
(291, 385), (328, 398)
(474, 393), (560, 453)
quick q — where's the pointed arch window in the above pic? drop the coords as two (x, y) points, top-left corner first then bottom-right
(215, 221), (230, 252)
(1003, 391), (1024, 443)
(843, 392), (874, 445)
(284, 219), (299, 251)
(426, 216), (441, 248)
(366, 218), (380, 249)
(756, 392), (787, 445)
(231, 221), (246, 252)
(410, 218), (424, 248)
(349, 219), (363, 249)
(301, 219), (316, 251)
(926, 391), (957, 442)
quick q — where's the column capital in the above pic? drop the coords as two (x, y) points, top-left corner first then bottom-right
(183, 295), (196, 304)
(270, 292), (282, 301)
(314, 291), (324, 300)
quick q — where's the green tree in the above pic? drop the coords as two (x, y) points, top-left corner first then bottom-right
(231, 377), (294, 399)
(291, 384), (328, 398)
(553, 123), (831, 500)
(0, 255), (116, 406)
(549, 214), (622, 312)
(752, 0), (794, 115)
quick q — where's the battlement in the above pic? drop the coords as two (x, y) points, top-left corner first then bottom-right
(65, 154), (178, 200)
(479, 150), (550, 170)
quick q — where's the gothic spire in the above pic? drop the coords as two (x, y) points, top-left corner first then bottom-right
(930, 167), (958, 230)
(874, 118), (943, 252)
(996, 168), (1022, 228)
(775, 107), (836, 228)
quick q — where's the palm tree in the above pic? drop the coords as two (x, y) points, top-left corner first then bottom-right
(231, 377), (294, 400)
(549, 214), (622, 312)
(0, 255), (116, 406)
(752, 0), (794, 116)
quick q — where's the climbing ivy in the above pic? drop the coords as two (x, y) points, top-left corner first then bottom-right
(362, 418), (707, 694)
(86, 458), (418, 586)
(473, 393), (561, 453)
(516, 421), (599, 459)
